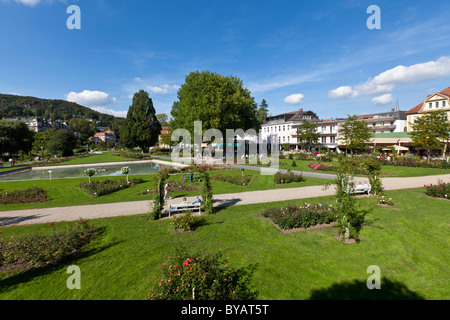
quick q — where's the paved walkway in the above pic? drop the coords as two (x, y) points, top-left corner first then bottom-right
(1, 173), (449, 227)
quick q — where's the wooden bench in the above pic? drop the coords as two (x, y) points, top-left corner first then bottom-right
(169, 203), (201, 217)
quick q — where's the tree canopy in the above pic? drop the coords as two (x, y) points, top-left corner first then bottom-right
(410, 110), (450, 161)
(170, 71), (259, 138)
(0, 119), (34, 156)
(338, 115), (373, 155)
(47, 129), (78, 157)
(120, 90), (161, 152)
(297, 121), (320, 152)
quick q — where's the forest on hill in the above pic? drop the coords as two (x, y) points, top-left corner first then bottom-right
(0, 93), (123, 130)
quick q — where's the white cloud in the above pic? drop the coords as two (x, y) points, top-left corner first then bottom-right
(90, 107), (127, 118)
(146, 84), (180, 94)
(284, 93), (304, 105)
(330, 56), (450, 99)
(14, 0), (41, 6)
(66, 90), (117, 107)
(328, 86), (359, 99)
(371, 94), (393, 106)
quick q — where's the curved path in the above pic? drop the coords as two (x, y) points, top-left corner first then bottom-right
(1, 173), (449, 227)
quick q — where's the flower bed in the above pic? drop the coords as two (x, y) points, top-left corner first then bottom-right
(262, 203), (337, 230)
(0, 187), (47, 205)
(210, 173), (254, 186)
(424, 181), (450, 200)
(79, 178), (143, 197)
(274, 171), (304, 184)
(139, 180), (201, 195)
(307, 163), (339, 172)
(0, 219), (98, 270)
(380, 158), (450, 169)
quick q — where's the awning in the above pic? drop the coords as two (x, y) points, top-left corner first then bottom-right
(394, 145), (409, 151)
(215, 143), (242, 147)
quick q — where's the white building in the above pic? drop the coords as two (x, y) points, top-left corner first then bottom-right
(260, 108), (320, 150)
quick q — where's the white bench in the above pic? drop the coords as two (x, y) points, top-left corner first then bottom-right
(353, 185), (371, 195)
(169, 203), (201, 217)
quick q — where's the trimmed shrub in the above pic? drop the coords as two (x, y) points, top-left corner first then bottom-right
(172, 211), (205, 232)
(79, 178), (143, 197)
(262, 203), (336, 230)
(274, 170), (304, 184)
(148, 252), (258, 300)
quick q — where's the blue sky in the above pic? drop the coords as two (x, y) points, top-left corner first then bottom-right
(1, 0), (450, 120)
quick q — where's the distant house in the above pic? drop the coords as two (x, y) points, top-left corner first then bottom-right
(90, 129), (117, 144)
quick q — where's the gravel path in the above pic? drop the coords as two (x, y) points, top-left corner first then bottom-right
(1, 173), (449, 227)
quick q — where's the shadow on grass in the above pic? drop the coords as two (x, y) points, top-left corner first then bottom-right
(0, 214), (50, 227)
(309, 278), (425, 300)
(213, 198), (242, 213)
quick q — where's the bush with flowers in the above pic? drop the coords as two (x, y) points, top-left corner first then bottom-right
(210, 173), (254, 186)
(424, 180), (450, 200)
(148, 252), (258, 300)
(274, 170), (305, 184)
(0, 219), (98, 269)
(262, 203), (337, 230)
(79, 178), (143, 197)
(377, 196), (394, 206)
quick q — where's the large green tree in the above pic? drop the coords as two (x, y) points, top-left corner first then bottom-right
(297, 121), (320, 152)
(338, 114), (373, 155)
(256, 99), (269, 126)
(121, 90), (161, 152)
(170, 71), (259, 138)
(410, 110), (450, 162)
(0, 120), (34, 157)
(69, 118), (95, 142)
(47, 129), (78, 157)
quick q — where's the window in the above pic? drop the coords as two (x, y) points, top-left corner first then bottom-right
(436, 101), (439, 108)
(283, 125), (285, 131)
(429, 102), (433, 108)
(443, 101), (447, 107)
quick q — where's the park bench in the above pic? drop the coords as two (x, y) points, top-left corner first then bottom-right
(169, 202), (201, 217)
(352, 185), (371, 195)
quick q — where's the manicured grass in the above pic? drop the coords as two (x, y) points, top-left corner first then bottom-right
(0, 169), (328, 211)
(0, 188), (448, 299)
(54, 152), (138, 165)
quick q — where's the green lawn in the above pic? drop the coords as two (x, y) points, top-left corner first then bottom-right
(0, 169), (328, 211)
(50, 152), (138, 166)
(0, 187), (448, 299)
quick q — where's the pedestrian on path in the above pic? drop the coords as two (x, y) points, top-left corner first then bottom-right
(164, 182), (173, 200)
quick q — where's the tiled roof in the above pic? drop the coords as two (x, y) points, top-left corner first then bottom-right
(406, 87), (450, 114)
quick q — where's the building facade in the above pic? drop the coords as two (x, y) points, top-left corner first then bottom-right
(260, 108), (319, 150)
(406, 87), (450, 132)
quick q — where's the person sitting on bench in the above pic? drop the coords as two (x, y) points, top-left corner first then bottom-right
(180, 198), (190, 205)
(191, 196), (202, 204)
